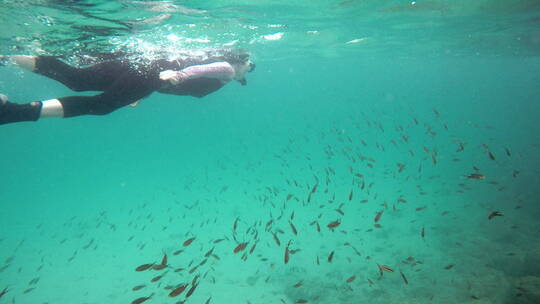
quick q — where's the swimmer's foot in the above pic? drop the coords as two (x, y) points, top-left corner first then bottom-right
(0, 94), (42, 125)
(0, 56), (7, 66)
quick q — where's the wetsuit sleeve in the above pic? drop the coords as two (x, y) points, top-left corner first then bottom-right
(180, 61), (235, 80)
(160, 61), (235, 85)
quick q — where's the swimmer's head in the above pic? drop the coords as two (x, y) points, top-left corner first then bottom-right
(221, 49), (255, 86)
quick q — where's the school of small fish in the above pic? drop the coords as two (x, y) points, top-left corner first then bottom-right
(0, 106), (529, 303)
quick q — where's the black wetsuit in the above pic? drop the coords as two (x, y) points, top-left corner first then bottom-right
(33, 55), (227, 117)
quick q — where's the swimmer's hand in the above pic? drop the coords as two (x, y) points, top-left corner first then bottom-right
(159, 70), (187, 85)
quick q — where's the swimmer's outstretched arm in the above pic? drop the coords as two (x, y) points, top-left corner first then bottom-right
(159, 61), (235, 86)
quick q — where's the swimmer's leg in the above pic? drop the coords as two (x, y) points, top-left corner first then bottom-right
(11, 56), (131, 92)
(0, 62), (156, 125)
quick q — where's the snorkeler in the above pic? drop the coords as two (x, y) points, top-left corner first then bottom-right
(0, 49), (255, 125)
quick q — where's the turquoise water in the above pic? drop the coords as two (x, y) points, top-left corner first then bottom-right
(1, 1), (540, 303)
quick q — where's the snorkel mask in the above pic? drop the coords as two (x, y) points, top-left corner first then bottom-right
(238, 61), (255, 86)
